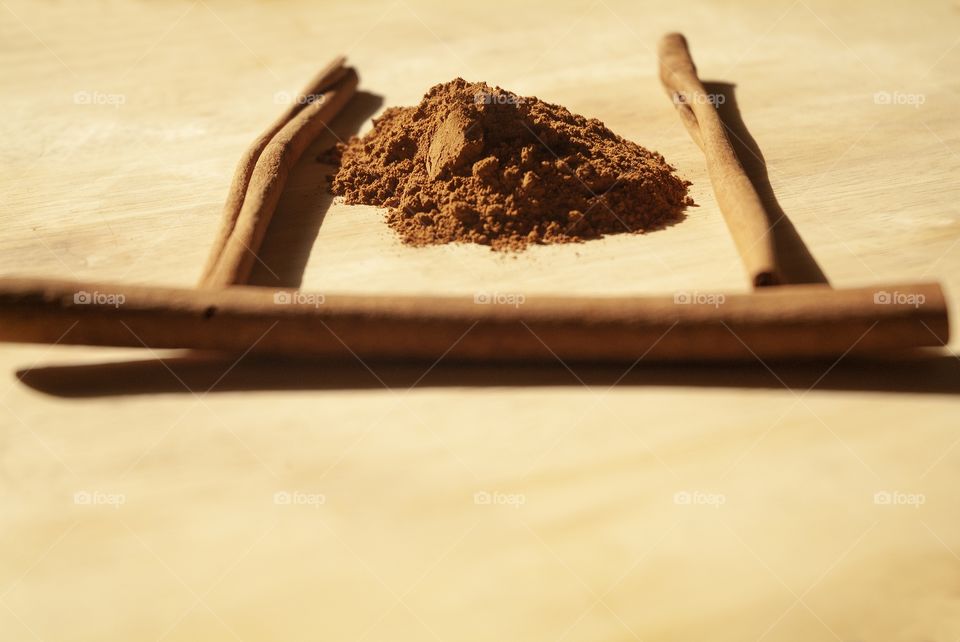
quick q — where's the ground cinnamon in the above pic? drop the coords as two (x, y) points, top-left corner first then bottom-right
(325, 78), (693, 251)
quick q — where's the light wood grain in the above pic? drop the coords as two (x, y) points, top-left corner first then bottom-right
(2, 1), (960, 640)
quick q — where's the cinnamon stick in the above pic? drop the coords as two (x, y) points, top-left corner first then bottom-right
(200, 63), (359, 287)
(199, 57), (348, 283)
(658, 33), (781, 288)
(0, 276), (947, 362)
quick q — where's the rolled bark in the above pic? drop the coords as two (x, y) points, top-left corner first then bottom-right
(659, 33), (781, 288)
(201, 66), (359, 287)
(0, 277), (948, 362)
(199, 57), (349, 284)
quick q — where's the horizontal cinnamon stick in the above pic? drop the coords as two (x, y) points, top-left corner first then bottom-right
(658, 33), (781, 288)
(0, 277), (948, 362)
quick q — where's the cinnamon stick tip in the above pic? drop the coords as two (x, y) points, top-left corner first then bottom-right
(658, 32), (689, 54)
(754, 271), (780, 288)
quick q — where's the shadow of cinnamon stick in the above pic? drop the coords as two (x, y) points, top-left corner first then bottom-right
(702, 81), (829, 286)
(16, 351), (960, 397)
(247, 91), (383, 288)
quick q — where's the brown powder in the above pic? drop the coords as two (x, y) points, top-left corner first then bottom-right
(325, 78), (693, 251)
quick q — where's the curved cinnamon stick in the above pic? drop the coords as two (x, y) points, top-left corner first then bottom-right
(0, 276), (948, 362)
(199, 57), (348, 283)
(658, 33), (780, 288)
(200, 60), (357, 287)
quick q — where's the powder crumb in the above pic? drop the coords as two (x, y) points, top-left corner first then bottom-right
(325, 78), (693, 251)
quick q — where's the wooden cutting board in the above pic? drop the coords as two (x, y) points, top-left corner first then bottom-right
(2, 1), (959, 639)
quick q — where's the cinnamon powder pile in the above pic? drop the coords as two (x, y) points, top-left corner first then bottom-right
(326, 79), (692, 251)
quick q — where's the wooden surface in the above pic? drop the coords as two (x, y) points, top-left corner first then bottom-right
(2, 0), (960, 639)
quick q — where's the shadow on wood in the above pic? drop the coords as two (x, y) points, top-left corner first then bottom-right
(16, 351), (960, 397)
